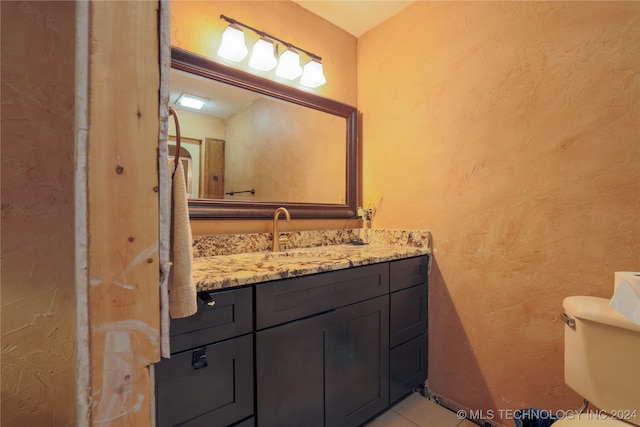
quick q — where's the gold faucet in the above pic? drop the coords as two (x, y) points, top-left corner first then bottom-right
(272, 207), (291, 252)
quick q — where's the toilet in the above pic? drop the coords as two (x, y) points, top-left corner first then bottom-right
(555, 295), (640, 426)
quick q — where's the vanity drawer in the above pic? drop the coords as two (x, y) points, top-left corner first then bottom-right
(155, 334), (254, 427)
(256, 263), (389, 330)
(390, 332), (428, 404)
(170, 286), (253, 353)
(390, 256), (428, 292)
(390, 283), (428, 348)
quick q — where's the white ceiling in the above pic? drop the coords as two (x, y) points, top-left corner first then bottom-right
(292, 0), (415, 37)
(170, 68), (264, 118)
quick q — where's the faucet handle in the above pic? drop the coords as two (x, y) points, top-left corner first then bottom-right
(278, 236), (289, 249)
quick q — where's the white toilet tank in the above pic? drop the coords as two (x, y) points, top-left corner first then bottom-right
(563, 296), (640, 424)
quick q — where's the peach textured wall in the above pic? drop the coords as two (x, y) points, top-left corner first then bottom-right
(171, 0), (360, 234)
(358, 1), (639, 425)
(1, 2), (77, 425)
(226, 98), (345, 204)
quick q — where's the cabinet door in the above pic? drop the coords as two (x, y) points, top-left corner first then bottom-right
(390, 283), (428, 348)
(256, 311), (336, 427)
(390, 333), (428, 404)
(155, 334), (253, 427)
(326, 296), (390, 427)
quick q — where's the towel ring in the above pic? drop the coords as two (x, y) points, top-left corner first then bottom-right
(169, 107), (181, 174)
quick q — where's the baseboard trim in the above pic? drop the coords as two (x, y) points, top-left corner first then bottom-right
(425, 382), (508, 427)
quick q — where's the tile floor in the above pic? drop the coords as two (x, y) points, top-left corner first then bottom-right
(365, 393), (478, 427)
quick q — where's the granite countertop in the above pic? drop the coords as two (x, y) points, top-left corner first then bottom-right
(192, 243), (430, 292)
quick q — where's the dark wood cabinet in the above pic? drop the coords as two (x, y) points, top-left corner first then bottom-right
(169, 286), (253, 354)
(389, 257), (429, 404)
(390, 332), (428, 404)
(390, 255), (429, 292)
(155, 287), (254, 427)
(256, 311), (335, 427)
(256, 264), (391, 427)
(255, 263), (389, 330)
(326, 295), (389, 427)
(156, 255), (429, 427)
(155, 334), (254, 427)
(390, 283), (428, 348)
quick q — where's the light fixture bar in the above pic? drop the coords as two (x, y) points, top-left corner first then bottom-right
(220, 14), (322, 62)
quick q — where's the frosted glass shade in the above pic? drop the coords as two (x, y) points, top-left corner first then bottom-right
(217, 25), (248, 62)
(300, 60), (326, 88)
(275, 49), (302, 80)
(249, 39), (277, 71)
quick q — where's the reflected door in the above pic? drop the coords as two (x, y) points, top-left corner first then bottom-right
(203, 138), (225, 199)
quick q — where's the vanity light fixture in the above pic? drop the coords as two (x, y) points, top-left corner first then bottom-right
(219, 15), (326, 88)
(248, 38), (278, 72)
(217, 24), (248, 62)
(176, 93), (206, 110)
(275, 48), (302, 80)
(300, 58), (326, 88)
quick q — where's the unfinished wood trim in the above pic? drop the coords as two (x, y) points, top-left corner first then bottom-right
(159, 0), (172, 361)
(87, 1), (160, 425)
(75, 0), (91, 425)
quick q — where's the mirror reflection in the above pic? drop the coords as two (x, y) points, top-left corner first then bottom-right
(169, 67), (347, 205)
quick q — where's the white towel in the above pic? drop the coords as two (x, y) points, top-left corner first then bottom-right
(169, 159), (197, 318)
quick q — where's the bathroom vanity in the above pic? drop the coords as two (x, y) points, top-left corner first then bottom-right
(155, 231), (430, 427)
(162, 39), (432, 427)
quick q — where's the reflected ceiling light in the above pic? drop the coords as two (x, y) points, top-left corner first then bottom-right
(218, 15), (326, 87)
(275, 49), (302, 80)
(249, 38), (277, 71)
(177, 93), (206, 110)
(300, 59), (326, 88)
(217, 24), (248, 62)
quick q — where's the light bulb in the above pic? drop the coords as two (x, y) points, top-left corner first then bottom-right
(275, 49), (302, 80)
(249, 38), (277, 71)
(217, 25), (248, 62)
(300, 59), (326, 88)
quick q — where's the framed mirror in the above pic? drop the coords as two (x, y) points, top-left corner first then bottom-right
(170, 46), (359, 219)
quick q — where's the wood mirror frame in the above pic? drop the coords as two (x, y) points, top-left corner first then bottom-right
(171, 46), (359, 219)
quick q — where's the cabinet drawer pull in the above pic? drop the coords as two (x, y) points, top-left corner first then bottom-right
(198, 293), (217, 307)
(192, 347), (208, 369)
